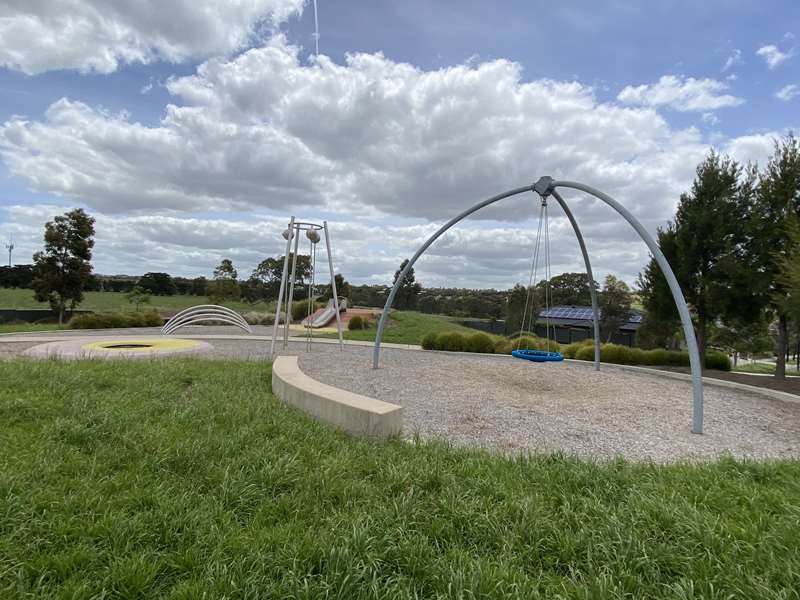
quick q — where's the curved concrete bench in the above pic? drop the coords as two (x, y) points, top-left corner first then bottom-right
(272, 356), (402, 438)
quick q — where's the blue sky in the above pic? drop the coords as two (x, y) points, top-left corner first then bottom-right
(0, 0), (797, 287)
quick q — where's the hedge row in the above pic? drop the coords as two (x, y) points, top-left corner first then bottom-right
(421, 331), (731, 370)
(421, 331), (555, 355)
(68, 311), (163, 329)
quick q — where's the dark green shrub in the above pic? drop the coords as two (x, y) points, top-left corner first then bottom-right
(705, 350), (731, 371)
(348, 315), (365, 330)
(434, 332), (467, 352)
(68, 311), (163, 330)
(421, 331), (438, 350)
(292, 301), (314, 322)
(645, 348), (669, 366)
(465, 333), (494, 354)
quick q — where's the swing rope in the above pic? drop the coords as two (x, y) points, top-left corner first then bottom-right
(516, 200), (545, 351)
(514, 194), (559, 360)
(305, 236), (317, 351)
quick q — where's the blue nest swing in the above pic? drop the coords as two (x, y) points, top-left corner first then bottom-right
(512, 349), (564, 362)
(511, 196), (564, 365)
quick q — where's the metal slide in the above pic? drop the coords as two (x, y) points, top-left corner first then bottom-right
(302, 298), (347, 328)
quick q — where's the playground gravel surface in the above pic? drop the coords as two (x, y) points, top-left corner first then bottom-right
(293, 344), (800, 463)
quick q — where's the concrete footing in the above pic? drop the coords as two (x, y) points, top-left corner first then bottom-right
(271, 356), (403, 439)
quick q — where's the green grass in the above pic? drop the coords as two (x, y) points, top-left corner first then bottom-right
(0, 323), (65, 334)
(733, 362), (800, 377)
(0, 287), (274, 315)
(324, 311), (498, 345)
(2, 359), (800, 598)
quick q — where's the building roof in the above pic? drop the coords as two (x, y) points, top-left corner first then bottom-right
(536, 305), (644, 331)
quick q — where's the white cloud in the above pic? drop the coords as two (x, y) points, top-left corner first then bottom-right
(721, 49), (742, 72)
(0, 0), (304, 74)
(775, 84), (800, 102)
(756, 44), (794, 69)
(617, 75), (744, 112)
(0, 38), (788, 286)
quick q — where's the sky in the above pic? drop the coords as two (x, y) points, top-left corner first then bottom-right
(0, 0), (798, 290)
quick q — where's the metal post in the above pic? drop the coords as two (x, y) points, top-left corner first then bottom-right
(270, 217), (295, 357)
(550, 190), (601, 371)
(284, 229), (300, 348)
(551, 179), (704, 434)
(324, 221), (344, 350)
(373, 185), (534, 369)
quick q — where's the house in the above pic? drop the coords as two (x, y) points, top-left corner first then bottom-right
(534, 305), (644, 346)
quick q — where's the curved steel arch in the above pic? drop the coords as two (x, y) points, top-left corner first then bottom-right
(161, 305), (253, 336)
(372, 176), (704, 434)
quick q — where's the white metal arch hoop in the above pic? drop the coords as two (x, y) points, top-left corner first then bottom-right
(372, 176), (704, 434)
(161, 305), (253, 335)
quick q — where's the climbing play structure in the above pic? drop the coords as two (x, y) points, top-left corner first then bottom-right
(162, 304), (253, 335)
(270, 218), (344, 355)
(372, 176), (706, 434)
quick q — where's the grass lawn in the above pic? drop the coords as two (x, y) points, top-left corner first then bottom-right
(322, 310), (499, 345)
(1, 359), (799, 598)
(0, 323), (66, 334)
(0, 287), (274, 315)
(734, 362), (800, 377)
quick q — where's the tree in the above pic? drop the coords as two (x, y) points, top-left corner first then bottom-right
(504, 284), (528, 334)
(638, 152), (755, 361)
(392, 259), (422, 310)
(319, 273), (352, 303)
(207, 259), (241, 302)
(750, 135), (800, 379)
(776, 217), (800, 325)
(125, 286), (151, 312)
(189, 276), (208, 296)
(32, 208), (96, 325)
(544, 272), (596, 306)
(598, 274), (632, 342)
(213, 258), (238, 281)
(709, 318), (772, 368)
(0, 264), (34, 289)
(138, 272), (177, 296)
(251, 255), (312, 300)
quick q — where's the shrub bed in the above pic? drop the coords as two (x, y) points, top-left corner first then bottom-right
(68, 311), (162, 329)
(573, 342), (731, 371)
(421, 331), (731, 370)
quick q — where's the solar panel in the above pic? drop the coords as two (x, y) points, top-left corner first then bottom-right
(538, 306), (643, 324)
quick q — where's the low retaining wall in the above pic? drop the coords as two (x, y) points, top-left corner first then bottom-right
(272, 356), (403, 438)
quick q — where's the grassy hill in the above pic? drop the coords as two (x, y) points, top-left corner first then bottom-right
(322, 311), (495, 346)
(0, 287), (274, 315)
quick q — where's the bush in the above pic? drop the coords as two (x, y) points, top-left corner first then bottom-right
(421, 331), (438, 350)
(570, 343), (731, 371)
(348, 315), (369, 330)
(291, 301), (321, 322)
(243, 311), (275, 326)
(68, 310), (162, 330)
(434, 332), (467, 352)
(705, 350), (732, 371)
(465, 333), (494, 354)
(644, 348), (670, 366)
(494, 336), (560, 355)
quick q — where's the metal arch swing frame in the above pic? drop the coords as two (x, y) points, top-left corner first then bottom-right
(372, 176), (705, 434)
